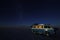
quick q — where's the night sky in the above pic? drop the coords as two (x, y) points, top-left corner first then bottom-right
(0, 0), (60, 26)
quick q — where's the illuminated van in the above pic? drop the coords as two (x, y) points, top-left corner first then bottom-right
(31, 24), (55, 36)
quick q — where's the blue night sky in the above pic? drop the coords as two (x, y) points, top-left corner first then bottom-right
(0, 0), (60, 26)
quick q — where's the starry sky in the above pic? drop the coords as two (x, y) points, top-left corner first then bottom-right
(0, 0), (60, 26)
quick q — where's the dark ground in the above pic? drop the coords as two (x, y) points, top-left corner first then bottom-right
(0, 27), (60, 40)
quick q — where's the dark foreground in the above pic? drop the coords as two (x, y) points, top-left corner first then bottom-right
(0, 27), (60, 40)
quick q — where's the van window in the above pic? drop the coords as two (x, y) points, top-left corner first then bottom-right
(36, 26), (38, 28)
(41, 26), (43, 28)
(44, 26), (51, 28)
(39, 26), (43, 28)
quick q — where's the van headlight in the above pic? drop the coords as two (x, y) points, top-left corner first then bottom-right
(45, 29), (48, 31)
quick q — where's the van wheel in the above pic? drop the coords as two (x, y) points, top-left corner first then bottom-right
(35, 33), (39, 35)
(45, 31), (50, 36)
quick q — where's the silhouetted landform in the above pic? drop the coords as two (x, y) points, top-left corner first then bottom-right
(0, 26), (60, 40)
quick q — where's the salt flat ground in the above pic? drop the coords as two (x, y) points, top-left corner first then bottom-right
(0, 26), (60, 40)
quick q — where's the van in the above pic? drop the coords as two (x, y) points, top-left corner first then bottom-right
(31, 24), (55, 36)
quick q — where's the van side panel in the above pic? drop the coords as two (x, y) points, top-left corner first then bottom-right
(32, 28), (45, 34)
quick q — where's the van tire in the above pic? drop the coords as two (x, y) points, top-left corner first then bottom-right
(45, 31), (50, 36)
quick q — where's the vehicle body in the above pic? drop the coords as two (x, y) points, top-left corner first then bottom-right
(31, 24), (55, 36)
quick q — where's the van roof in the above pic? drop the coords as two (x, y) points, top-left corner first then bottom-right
(38, 24), (44, 25)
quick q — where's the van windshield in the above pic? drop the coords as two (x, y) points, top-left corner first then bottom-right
(44, 26), (51, 28)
